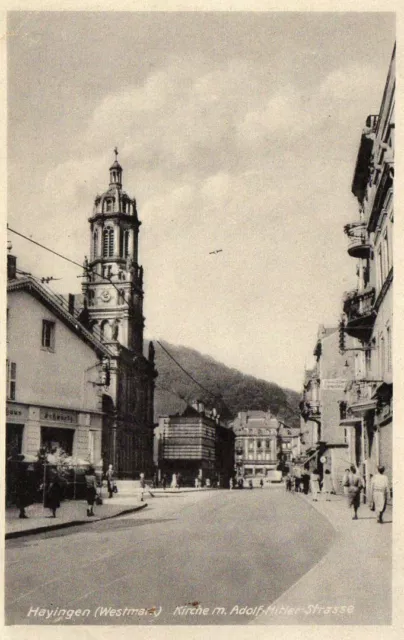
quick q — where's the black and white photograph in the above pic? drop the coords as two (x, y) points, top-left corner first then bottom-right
(3, 8), (396, 630)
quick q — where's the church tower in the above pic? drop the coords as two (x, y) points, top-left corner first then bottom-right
(82, 150), (157, 478)
(82, 149), (144, 353)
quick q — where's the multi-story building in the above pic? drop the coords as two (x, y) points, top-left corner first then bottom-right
(154, 401), (235, 487)
(230, 410), (284, 478)
(6, 254), (108, 465)
(300, 326), (353, 491)
(340, 45), (394, 498)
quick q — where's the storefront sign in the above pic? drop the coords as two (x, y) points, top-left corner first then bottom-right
(6, 403), (28, 421)
(40, 408), (77, 424)
(321, 379), (347, 391)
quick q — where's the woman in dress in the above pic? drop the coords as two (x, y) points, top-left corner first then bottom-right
(370, 466), (389, 523)
(346, 465), (363, 520)
(84, 466), (97, 517)
(105, 464), (115, 498)
(321, 469), (333, 501)
(310, 469), (321, 501)
(44, 472), (62, 518)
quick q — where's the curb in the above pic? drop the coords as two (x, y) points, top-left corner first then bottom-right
(5, 503), (148, 540)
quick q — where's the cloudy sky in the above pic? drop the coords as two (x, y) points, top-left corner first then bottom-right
(7, 11), (395, 391)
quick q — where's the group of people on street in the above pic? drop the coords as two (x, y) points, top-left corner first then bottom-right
(14, 462), (118, 520)
(343, 464), (389, 523)
(285, 463), (389, 523)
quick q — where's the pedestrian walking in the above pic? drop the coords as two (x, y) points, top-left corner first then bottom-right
(140, 472), (146, 501)
(15, 465), (34, 519)
(171, 473), (177, 489)
(249, 479), (253, 490)
(162, 474), (167, 490)
(342, 468), (351, 495)
(346, 465), (363, 520)
(321, 469), (333, 501)
(105, 464), (115, 498)
(310, 469), (321, 501)
(302, 469), (310, 495)
(294, 467), (302, 492)
(44, 471), (62, 518)
(84, 466), (97, 517)
(370, 466), (389, 523)
(260, 478), (264, 489)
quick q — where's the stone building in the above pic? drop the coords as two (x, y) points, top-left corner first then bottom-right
(154, 402), (235, 487)
(340, 45), (394, 497)
(80, 151), (157, 476)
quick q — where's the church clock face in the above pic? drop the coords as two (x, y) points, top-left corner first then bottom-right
(101, 289), (111, 302)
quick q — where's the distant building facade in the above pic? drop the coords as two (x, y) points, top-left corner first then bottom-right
(155, 402), (235, 487)
(230, 410), (291, 478)
(300, 326), (353, 492)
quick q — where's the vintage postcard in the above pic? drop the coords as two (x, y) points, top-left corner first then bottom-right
(2, 5), (401, 639)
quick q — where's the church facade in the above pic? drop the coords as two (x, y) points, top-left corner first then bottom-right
(81, 152), (157, 477)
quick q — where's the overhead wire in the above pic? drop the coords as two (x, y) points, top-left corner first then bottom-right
(8, 225), (135, 311)
(9, 226), (302, 424)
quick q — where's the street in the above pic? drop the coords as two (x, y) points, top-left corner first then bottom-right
(6, 489), (335, 625)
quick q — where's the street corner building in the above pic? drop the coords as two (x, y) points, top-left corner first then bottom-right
(154, 401), (235, 487)
(230, 411), (301, 483)
(299, 45), (394, 502)
(6, 153), (157, 480)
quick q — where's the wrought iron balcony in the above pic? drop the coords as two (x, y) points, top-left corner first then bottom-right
(300, 401), (321, 422)
(344, 222), (372, 259)
(343, 287), (375, 339)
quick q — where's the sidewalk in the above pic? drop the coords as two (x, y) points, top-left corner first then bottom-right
(253, 492), (392, 625)
(5, 496), (147, 540)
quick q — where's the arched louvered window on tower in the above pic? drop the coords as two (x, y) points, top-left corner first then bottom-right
(103, 228), (114, 257)
(93, 230), (98, 258)
(124, 230), (130, 258)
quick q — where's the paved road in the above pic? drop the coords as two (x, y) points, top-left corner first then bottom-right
(5, 489), (334, 626)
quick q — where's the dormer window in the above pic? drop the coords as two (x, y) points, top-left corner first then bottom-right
(105, 199), (113, 213)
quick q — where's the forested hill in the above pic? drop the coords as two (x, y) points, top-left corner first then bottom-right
(152, 341), (301, 428)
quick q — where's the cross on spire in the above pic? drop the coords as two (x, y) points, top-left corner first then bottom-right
(114, 146), (119, 160)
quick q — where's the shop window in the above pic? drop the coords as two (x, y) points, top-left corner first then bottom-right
(6, 360), (17, 400)
(42, 320), (55, 351)
(41, 426), (74, 456)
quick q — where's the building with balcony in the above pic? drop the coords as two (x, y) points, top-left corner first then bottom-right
(340, 45), (394, 497)
(230, 410), (289, 478)
(154, 402), (235, 487)
(300, 326), (353, 492)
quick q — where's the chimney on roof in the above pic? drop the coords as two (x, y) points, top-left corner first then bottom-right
(68, 294), (75, 315)
(192, 400), (205, 414)
(7, 254), (17, 280)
